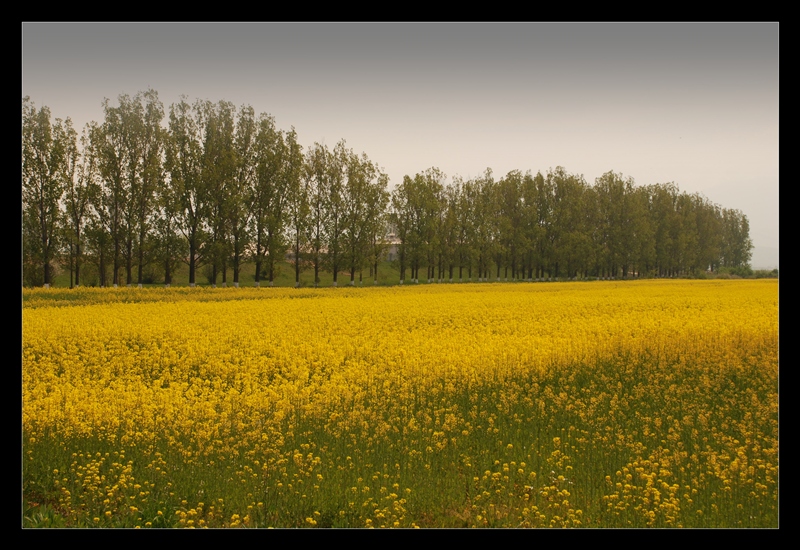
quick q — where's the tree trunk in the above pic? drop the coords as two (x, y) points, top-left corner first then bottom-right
(126, 237), (133, 286)
(99, 247), (106, 287)
(68, 241), (74, 289)
(113, 238), (120, 286)
(295, 235), (301, 287)
(75, 234), (82, 287)
(137, 232), (145, 286)
(189, 240), (196, 287)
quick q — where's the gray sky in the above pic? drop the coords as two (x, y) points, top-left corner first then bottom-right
(22, 22), (778, 267)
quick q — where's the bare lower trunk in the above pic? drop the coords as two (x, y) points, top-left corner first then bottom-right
(75, 240), (81, 287)
(295, 236), (301, 287)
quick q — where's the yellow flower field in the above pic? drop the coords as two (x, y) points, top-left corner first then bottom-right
(22, 280), (778, 527)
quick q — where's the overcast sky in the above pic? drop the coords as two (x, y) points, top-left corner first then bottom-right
(22, 22), (778, 267)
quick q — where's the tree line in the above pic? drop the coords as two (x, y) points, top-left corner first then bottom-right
(391, 166), (752, 283)
(22, 91), (753, 288)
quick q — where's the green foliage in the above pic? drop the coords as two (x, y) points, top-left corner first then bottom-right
(717, 265), (754, 279)
(23, 503), (68, 528)
(23, 92), (756, 289)
(753, 269), (778, 279)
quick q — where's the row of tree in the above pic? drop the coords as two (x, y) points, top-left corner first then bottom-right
(390, 167), (752, 283)
(23, 92), (389, 288)
(22, 91), (752, 288)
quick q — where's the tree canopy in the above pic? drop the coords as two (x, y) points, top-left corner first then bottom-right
(22, 91), (754, 287)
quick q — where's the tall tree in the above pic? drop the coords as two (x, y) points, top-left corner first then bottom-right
(251, 113), (286, 287)
(23, 97), (67, 287)
(112, 92), (154, 286)
(165, 96), (205, 286)
(323, 140), (348, 286)
(367, 172), (390, 285)
(283, 127), (308, 287)
(439, 182), (460, 282)
(647, 182), (681, 277)
(341, 150), (389, 285)
(693, 194), (722, 273)
(55, 117), (79, 288)
(131, 89), (165, 287)
(94, 90), (165, 287)
(200, 99), (237, 286)
(720, 208), (753, 269)
(342, 150), (372, 284)
(63, 121), (94, 287)
(530, 171), (552, 280)
(674, 191), (699, 275)
(544, 167), (587, 279)
(152, 163), (186, 287)
(595, 171), (647, 278)
(473, 169), (496, 281)
(94, 97), (130, 286)
(450, 176), (474, 281)
(399, 168), (445, 282)
(422, 168), (446, 282)
(389, 177), (411, 283)
(629, 185), (656, 277)
(228, 104), (257, 287)
(305, 142), (331, 287)
(496, 170), (527, 280)
(84, 122), (111, 286)
(519, 171), (541, 280)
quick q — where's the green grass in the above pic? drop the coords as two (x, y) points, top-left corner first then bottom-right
(47, 260), (404, 289)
